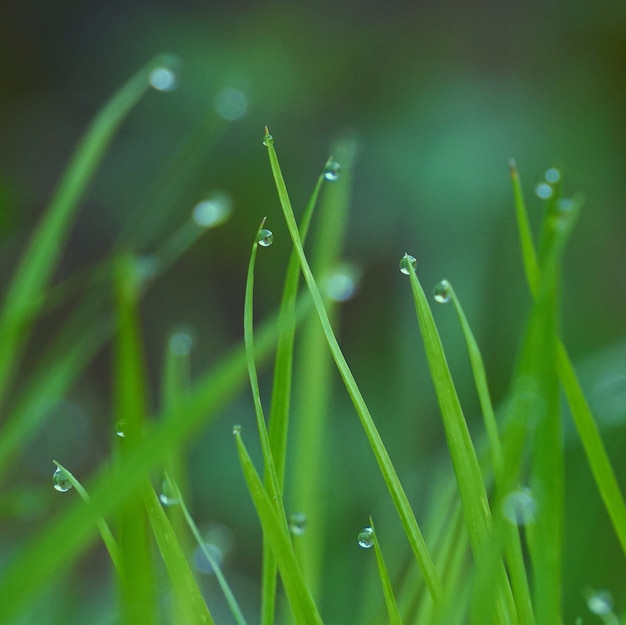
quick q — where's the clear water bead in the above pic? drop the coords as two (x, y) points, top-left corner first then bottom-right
(52, 467), (72, 493)
(399, 254), (417, 275)
(262, 133), (273, 147)
(544, 168), (561, 184)
(433, 280), (452, 303)
(587, 590), (613, 616)
(159, 479), (180, 506)
(149, 67), (179, 92)
(215, 88), (248, 121)
(323, 161), (341, 182)
(233, 424), (242, 435)
(168, 330), (194, 356)
(502, 488), (536, 526)
(289, 512), (308, 536)
(257, 228), (274, 247)
(115, 420), (128, 438)
(192, 193), (232, 228)
(357, 526), (375, 549)
(324, 264), (360, 302)
(535, 182), (553, 200)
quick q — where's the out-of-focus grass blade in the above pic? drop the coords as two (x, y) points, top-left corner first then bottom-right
(263, 128), (443, 604)
(52, 461), (121, 573)
(0, 277), (311, 625)
(369, 519), (403, 625)
(0, 56), (161, 409)
(404, 259), (515, 625)
(509, 163), (626, 558)
(234, 429), (324, 625)
(114, 253), (157, 625)
(144, 485), (214, 625)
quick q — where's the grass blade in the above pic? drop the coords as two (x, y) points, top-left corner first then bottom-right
(263, 128), (443, 603)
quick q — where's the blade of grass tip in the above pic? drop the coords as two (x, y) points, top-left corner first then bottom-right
(262, 158), (326, 625)
(143, 485), (215, 625)
(52, 461), (121, 573)
(0, 55), (162, 410)
(164, 474), (248, 625)
(234, 428), (324, 625)
(263, 127), (443, 603)
(444, 280), (535, 625)
(114, 253), (157, 625)
(403, 258), (516, 625)
(511, 165), (626, 557)
(369, 518), (404, 625)
(0, 295), (308, 623)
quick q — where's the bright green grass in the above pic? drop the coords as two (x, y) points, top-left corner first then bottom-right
(0, 60), (624, 625)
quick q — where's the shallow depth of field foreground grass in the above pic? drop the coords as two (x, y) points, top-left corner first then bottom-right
(0, 58), (625, 625)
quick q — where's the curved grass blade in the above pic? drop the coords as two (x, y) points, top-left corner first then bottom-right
(0, 56), (161, 409)
(234, 428), (324, 625)
(263, 128), (443, 604)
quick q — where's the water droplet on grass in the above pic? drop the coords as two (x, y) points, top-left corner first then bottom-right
(323, 161), (341, 181)
(215, 88), (248, 121)
(399, 254), (417, 275)
(433, 280), (452, 303)
(289, 512), (307, 536)
(192, 192), (232, 228)
(149, 67), (179, 92)
(324, 264), (360, 302)
(587, 590), (613, 616)
(258, 229), (274, 247)
(193, 543), (223, 575)
(115, 420), (128, 438)
(357, 526), (375, 548)
(52, 467), (72, 492)
(262, 133), (273, 147)
(535, 182), (553, 199)
(168, 329), (195, 356)
(503, 488), (536, 525)
(544, 168), (561, 184)
(233, 424), (242, 435)
(159, 479), (180, 506)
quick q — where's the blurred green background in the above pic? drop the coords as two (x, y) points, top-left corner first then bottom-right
(1, 1), (625, 623)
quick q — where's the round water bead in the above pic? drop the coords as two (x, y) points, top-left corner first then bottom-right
(288, 512), (308, 536)
(534, 182), (553, 200)
(115, 420), (128, 438)
(192, 192), (232, 228)
(433, 279), (452, 304)
(357, 526), (375, 549)
(544, 167), (561, 184)
(149, 67), (179, 92)
(214, 88), (248, 121)
(399, 254), (417, 275)
(502, 488), (536, 526)
(587, 590), (613, 616)
(232, 424), (242, 435)
(262, 133), (273, 147)
(324, 264), (360, 302)
(257, 229), (274, 247)
(323, 161), (341, 182)
(159, 479), (180, 506)
(52, 467), (72, 493)
(168, 329), (195, 356)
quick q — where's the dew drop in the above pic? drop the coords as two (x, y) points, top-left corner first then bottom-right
(168, 329), (195, 356)
(262, 133), (273, 147)
(115, 420), (128, 438)
(288, 512), (308, 536)
(193, 543), (224, 575)
(587, 590), (613, 616)
(215, 88), (248, 121)
(544, 168), (561, 184)
(535, 182), (553, 200)
(502, 488), (536, 526)
(192, 192), (232, 228)
(149, 67), (179, 92)
(324, 264), (360, 302)
(357, 526), (375, 549)
(323, 161), (341, 182)
(52, 466), (72, 493)
(433, 279), (452, 304)
(399, 254), (417, 275)
(159, 479), (180, 506)
(233, 424), (242, 435)
(257, 228), (274, 247)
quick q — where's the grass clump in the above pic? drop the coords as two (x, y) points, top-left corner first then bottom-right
(0, 59), (624, 625)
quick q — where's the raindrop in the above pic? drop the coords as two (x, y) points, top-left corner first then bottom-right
(502, 488), (536, 526)
(193, 543), (223, 575)
(233, 424), (242, 435)
(357, 526), (375, 549)
(544, 168), (561, 184)
(323, 161), (341, 182)
(192, 192), (232, 228)
(399, 254), (417, 275)
(159, 479), (180, 506)
(149, 67), (179, 92)
(262, 133), (273, 147)
(324, 264), (360, 302)
(433, 279), (452, 304)
(115, 420), (128, 438)
(288, 512), (308, 536)
(587, 590), (613, 616)
(52, 466), (72, 493)
(215, 88), (248, 121)
(168, 329), (195, 356)
(535, 182), (553, 200)
(257, 228), (274, 247)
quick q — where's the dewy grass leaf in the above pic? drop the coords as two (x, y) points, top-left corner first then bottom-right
(234, 428), (324, 625)
(144, 485), (215, 625)
(0, 55), (160, 409)
(263, 128), (443, 604)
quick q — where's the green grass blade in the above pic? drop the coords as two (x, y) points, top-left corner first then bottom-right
(0, 56), (160, 408)
(263, 128), (443, 604)
(52, 461), (121, 573)
(404, 259), (515, 625)
(234, 428), (324, 625)
(369, 519), (404, 625)
(144, 485), (215, 625)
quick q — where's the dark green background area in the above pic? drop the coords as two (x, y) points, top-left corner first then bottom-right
(1, 2), (625, 623)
